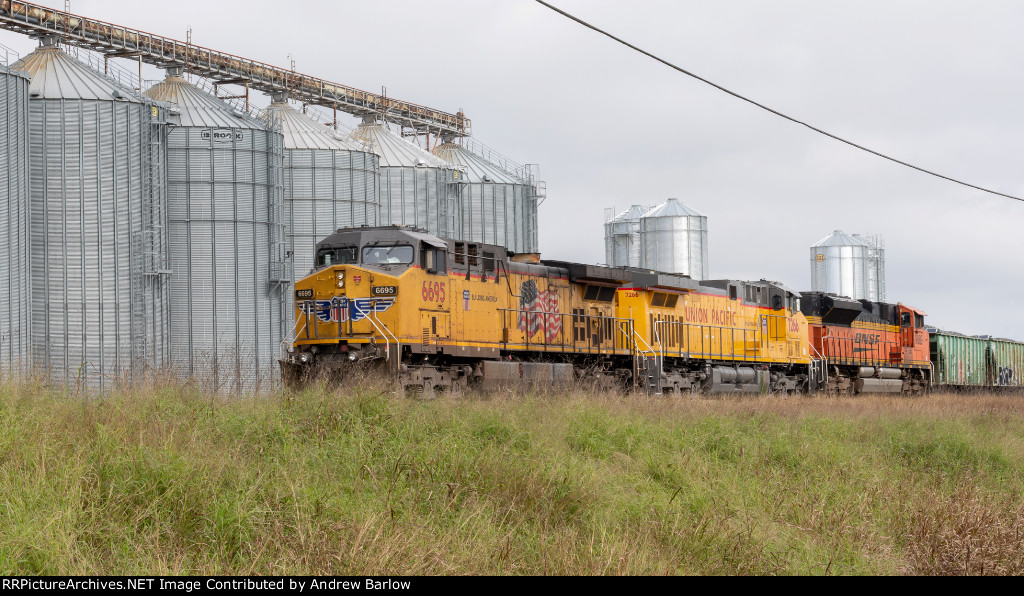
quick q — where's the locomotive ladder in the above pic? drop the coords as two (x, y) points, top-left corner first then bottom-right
(808, 344), (828, 393)
(630, 326), (662, 395)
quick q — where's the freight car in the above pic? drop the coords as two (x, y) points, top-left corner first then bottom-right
(929, 329), (1024, 390)
(281, 226), (935, 396)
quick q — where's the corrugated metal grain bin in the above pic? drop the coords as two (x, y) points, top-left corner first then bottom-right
(15, 38), (171, 392)
(146, 68), (286, 394)
(810, 231), (886, 302)
(988, 338), (1024, 388)
(0, 63), (31, 378)
(929, 330), (988, 387)
(433, 141), (538, 254)
(265, 99), (380, 280)
(604, 205), (650, 268)
(639, 198), (708, 280)
(351, 117), (462, 240)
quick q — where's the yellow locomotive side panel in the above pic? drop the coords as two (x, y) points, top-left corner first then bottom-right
(452, 269), (629, 356)
(294, 263), (638, 358)
(617, 288), (810, 365)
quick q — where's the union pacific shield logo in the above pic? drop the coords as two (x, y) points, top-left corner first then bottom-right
(303, 297), (396, 323)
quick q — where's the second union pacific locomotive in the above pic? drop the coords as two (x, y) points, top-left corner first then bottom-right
(281, 226), (931, 395)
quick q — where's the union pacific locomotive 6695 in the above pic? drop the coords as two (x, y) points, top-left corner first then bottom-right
(281, 226), (932, 395)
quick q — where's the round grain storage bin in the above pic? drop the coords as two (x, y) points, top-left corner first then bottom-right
(15, 38), (171, 393)
(809, 230), (885, 301)
(351, 117), (462, 239)
(433, 141), (538, 254)
(146, 68), (286, 394)
(639, 198), (708, 280)
(0, 63), (31, 378)
(604, 205), (650, 268)
(263, 98), (381, 280)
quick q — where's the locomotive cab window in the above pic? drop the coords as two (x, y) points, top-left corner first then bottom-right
(421, 244), (447, 275)
(362, 245), (414, 265)
(652, 293), (667, 308)
(915, 315), (924, 327)
(316, 246), (358, 267)
(901, 312), (912, 328)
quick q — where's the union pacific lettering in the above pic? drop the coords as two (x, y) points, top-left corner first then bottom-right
(682, 306), (737, 327)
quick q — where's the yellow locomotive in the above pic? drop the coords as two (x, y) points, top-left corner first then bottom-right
(282, 226), (812, 394)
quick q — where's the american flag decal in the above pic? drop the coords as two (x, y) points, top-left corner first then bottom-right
(518, 280), (562, 342)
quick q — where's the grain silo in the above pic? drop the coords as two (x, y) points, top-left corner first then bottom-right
(351, 117), (462, 239)
(15, 37), (170, 392)
(263, 96), (381, 281)
(433, 140), (538, 253)
(0, 63), (31, 378)
(604, 205), (650, 268)
(146, 67), (286, 394)
(639, 198), (708, 280)
(810, 230), (886, 301)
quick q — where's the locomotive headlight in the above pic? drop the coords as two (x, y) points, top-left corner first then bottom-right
(335, 270), (345, 289)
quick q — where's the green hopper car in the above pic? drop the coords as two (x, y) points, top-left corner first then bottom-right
(930, 329), (1024, 390)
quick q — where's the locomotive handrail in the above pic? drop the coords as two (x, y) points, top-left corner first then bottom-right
(371, 308), (400, 361)
(808, 342), (828, 388)
(631, 326), (660, 393)
(497, 308), (634, 355)
(351, 301), (397, 364)
(653, 318), (767, 363)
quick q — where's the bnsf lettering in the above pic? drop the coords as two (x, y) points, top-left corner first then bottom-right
(854, 333), (881, 346)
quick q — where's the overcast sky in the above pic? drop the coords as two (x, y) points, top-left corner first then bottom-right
(3, 0), (1021, 340)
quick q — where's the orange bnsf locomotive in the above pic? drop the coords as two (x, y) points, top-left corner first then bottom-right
(799, 293), (930, 393)
(280, 226), (930, 395)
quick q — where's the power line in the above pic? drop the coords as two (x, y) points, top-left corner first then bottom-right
(534, 0), (1023, 203)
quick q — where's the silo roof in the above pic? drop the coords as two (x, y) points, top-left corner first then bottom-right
(609, 204), (652, 223)
(264, 102), (365, 151)
(433, 143), (524, 184)
(145, 75), (264, 129)
(13, 46), (145, 102)
(351, 122), (449, 168)
(812, 230), (870, 248)
(0, 62), (30, 80)
(641, 198), (706, 219)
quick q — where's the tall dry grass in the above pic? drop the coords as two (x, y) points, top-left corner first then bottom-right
(0, 378), (1021, 575)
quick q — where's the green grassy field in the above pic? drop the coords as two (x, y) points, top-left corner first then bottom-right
(0, 378), (1021, 575)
